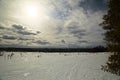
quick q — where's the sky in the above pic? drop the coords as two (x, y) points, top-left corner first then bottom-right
(0, 0), (108, 48)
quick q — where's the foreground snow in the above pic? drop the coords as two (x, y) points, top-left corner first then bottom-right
(0, 52), (119, 80)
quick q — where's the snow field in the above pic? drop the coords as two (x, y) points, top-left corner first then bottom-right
(0, 52), (119, 80)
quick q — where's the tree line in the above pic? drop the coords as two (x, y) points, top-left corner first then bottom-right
(0, 46), (106, 52)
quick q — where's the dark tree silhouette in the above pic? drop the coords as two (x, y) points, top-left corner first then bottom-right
(101, 0), (120, 75)
(101, 53), (120, 75)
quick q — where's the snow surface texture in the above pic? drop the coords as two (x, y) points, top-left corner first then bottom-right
(0, 52), (120, 80)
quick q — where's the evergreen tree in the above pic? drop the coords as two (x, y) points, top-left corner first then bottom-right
(101, 0), (120, 75)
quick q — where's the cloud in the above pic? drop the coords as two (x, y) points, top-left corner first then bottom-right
(17, 30), (36, 35)
(70, 30), (86, 39)
(61, 40), (66, 44)
(0, 43), (32, 48)
(12, 24), (37, 35)
(55, 26), (63, 34)
(0, 0), (108, 48)
(12, 24), (25, 30)
(2, 35), (17, 40)
(0, 23), (43, 47)
(67, 22), (86, 39)
(78, 40), (88, 43)
(18, 37), (33, 41)
(0, 25), (5, 29)
(33, 40), (50, 45)
(36, 31), (41, 34)
(60, 4), (106, 47)
(79, 0), (108, 12)
(51, 0), (72, 20)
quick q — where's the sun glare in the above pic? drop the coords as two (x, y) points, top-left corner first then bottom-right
(16, 3), (50, 30)
(26, 5), (38, 17)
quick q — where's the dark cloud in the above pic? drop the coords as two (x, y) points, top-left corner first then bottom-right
(12, 24), (37, 35)
(0, 25), (5, 29)
(34, 40), (50, 45)
(79, 0), (108, 12)
(70, 29), (86, 35)
(78, 40), (88, 43)
(67, 22), (86, 39)
(2, 35), (17, 40)
(0, 44), (31, 48)
(17, 30), (36, 35)
(12, 24), (25, 30)
(61, 40), (66, 44)
(36, 31), (41, 34)
(18, 37), (33, 41)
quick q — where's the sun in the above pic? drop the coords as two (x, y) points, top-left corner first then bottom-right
(26, 5), (38, 18)
(15, 3), (50, 30)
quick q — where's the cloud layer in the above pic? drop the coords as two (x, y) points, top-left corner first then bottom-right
(0, 0), (108, 48)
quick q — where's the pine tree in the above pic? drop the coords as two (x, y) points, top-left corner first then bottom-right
(101, 0), (120, 75)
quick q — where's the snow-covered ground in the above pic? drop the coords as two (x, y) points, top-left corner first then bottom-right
(0, 52), (119, 80)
